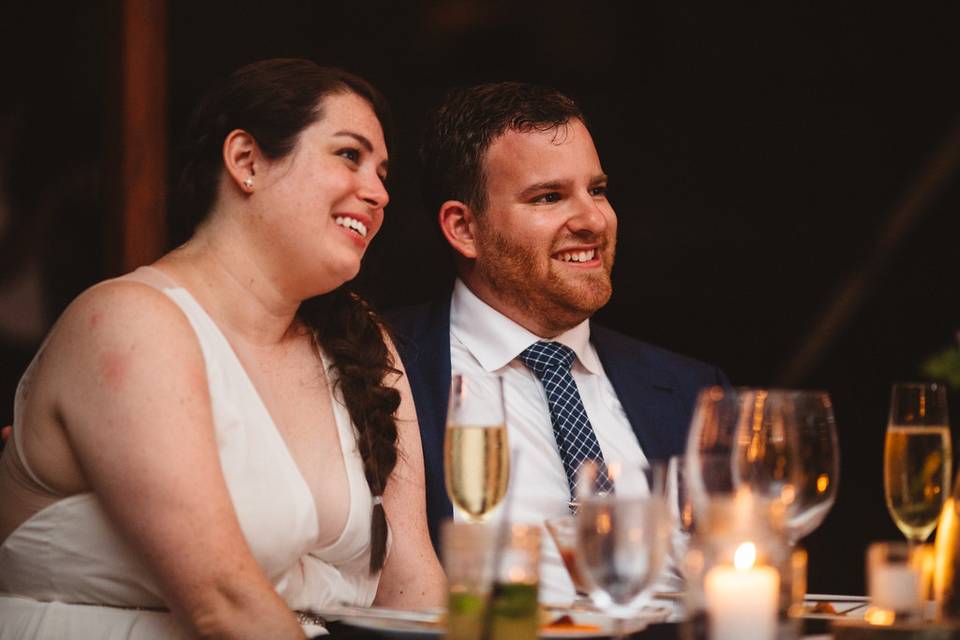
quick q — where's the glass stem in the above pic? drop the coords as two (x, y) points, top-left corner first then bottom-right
(613, 615), (626, 640)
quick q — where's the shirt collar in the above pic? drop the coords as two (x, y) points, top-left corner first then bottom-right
(449, 279), (602, 375)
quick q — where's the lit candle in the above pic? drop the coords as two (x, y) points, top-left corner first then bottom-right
(704, 542), (780, 640)
(870, 564), (920, 613)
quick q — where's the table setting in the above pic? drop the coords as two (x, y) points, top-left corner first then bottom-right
(314, 380), (960, 639)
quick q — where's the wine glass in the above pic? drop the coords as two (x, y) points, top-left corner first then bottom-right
(686, 387), (840, 543)
(575, 461), (671, 638)
(784, 391), (839, 543)
(884, 382), (952, 545)
(664, 455), (695, 582)
(444, 373), (510, 522)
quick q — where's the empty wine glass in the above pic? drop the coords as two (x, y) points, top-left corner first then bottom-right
(575, 461), (671, 638)
(686, 387), (840, 544)
(787, 391), (839, 543)
(664, 455), (696, 581)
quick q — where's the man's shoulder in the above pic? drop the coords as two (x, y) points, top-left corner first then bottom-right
(589, 322), (725, 384)
(383, 296), (451, 342)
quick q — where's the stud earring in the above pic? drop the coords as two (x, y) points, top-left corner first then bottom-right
(243, 177), (254, 189)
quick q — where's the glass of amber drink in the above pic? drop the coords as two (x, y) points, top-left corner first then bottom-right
(545, 515), (591, 597)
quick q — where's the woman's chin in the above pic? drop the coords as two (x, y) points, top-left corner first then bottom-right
(307, 262), (362, 298)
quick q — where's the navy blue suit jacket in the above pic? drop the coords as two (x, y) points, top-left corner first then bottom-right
(386, 295), (729, 551)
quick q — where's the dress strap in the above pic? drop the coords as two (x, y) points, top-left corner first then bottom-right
(118, 265), (180, 291)
(10, 409), (58, 495)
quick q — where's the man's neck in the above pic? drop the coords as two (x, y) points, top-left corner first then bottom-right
(457, 275), (582, 339)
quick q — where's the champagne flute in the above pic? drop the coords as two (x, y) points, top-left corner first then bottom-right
(884, 382), (952, 545)
(444, 373), (510, 522)
(575, 461), (670, 638)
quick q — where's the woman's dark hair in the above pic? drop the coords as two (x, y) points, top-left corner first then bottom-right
(174, 58), (398, 573)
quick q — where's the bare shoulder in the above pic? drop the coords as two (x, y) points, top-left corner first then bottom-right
(17, 278), (209, 495)
(52, 279), (195, 351)
(43, 278), (208, 424)
(27, 278), (201, 389)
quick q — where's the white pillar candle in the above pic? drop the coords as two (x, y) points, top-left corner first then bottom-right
(869, 564), (920, 612)
(704, 542), (780, 640)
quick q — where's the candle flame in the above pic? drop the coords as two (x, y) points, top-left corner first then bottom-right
(864, 606), (896, 626)
(734, 542), (757, 570)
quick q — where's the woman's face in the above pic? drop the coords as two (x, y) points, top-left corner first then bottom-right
(255, 91), (389, 297)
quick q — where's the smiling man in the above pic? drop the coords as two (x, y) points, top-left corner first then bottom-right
(387, 82), (728, 603)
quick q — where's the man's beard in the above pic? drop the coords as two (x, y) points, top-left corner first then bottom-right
(474, 226), (614, 335)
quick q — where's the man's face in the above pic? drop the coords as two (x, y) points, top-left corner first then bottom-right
(467, 119), (617, 337)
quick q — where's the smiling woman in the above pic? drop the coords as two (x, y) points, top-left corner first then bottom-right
(0, 59), (444, 639)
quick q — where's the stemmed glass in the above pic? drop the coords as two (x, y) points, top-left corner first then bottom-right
(685, 387), (840, 544)
(784, 391), (840, 543)
(574, 461), (671, 638)
(664, 455), (696, 582)
(444, 373), (510, 522)
(884, 382), (952, 546)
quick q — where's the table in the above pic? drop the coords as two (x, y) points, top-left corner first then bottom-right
(323, 618), (835, 639)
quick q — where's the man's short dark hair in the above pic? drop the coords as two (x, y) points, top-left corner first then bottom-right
(419, 82), (584, 216)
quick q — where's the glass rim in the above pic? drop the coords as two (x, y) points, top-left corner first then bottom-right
(891, 381), (948, 390)
(699, 385), (831, 396)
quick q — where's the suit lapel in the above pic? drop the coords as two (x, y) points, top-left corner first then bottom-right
(590, 324), (688, 460)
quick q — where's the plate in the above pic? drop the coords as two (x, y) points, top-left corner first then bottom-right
(338, 607), (672, 639)
(801, 595), (870, 621)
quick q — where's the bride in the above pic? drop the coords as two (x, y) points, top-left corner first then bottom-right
(0, 59), (444, 638)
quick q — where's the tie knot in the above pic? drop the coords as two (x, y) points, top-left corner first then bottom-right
(520, 341), (575, 376)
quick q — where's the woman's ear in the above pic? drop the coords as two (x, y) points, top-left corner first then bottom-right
(438, 200), (480, 259)
(222, 129), (259, 193)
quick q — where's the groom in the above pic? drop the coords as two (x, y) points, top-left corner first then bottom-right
(387, 82), (728, 602)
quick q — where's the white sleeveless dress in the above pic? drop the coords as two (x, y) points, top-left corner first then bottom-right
(0, 267), (382, 638)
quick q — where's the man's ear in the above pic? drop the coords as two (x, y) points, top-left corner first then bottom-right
(222, 129), (259, 193)
(438, 200), (480, 259)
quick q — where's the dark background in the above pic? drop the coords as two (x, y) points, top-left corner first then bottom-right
(3, 1), (960, 595)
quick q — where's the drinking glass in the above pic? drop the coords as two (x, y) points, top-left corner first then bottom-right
(665, 455), (695, 581)
(443, 521), (492, 640)
(575, 461), (670, 638)
(544, 515), (592, 599)
(784, 391), (839, 543)
(884, 382), (952, 545)
(685, 387), (839, 544)
(444, 373), (510, 522)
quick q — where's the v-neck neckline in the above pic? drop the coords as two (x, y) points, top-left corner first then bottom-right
(136, 266), (358, 551)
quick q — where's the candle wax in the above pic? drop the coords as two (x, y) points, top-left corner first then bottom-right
(704, 564), (779, 640)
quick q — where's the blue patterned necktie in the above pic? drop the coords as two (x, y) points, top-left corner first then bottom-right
(519, 341), (614, 504)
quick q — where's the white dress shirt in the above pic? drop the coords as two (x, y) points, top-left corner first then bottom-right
(449, 279), (655, 604)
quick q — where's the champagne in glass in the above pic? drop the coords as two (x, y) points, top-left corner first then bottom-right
(884, 382), (952, 544)
(883, 383), (953, 543)
(444, 374), (510, 521)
